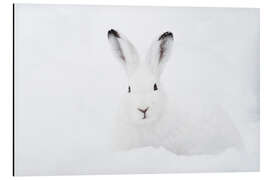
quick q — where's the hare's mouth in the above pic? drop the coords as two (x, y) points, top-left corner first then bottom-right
(137, 107), (149, 120)
(142, 113), (147, 119)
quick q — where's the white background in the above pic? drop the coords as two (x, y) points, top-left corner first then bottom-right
(14, 3), (259, 176)
(0, 0), (269, 180)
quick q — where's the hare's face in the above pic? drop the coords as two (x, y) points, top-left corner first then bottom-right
(123, 65), (167, 124)
(108, 29), (173, 125)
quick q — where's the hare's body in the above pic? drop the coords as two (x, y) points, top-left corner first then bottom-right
(112, 97), (241, 155)
(108, 29), (242, 155)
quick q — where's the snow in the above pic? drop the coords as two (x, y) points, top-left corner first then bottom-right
(14, 4), (259, 175)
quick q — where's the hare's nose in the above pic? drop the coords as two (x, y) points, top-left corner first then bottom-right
(137, 107), (149, 114)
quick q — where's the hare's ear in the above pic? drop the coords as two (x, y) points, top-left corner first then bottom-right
(107, 29), (139, 75)
(146, 32), (174, 75)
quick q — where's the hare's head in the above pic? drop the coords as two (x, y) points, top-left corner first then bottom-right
(108, 29), (173, 125)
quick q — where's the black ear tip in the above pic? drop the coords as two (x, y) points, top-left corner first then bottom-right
(158, 31), (174, 40)
(108, 29), (120, 38)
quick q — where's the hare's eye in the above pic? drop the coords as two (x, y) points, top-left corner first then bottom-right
(128, 86), (131, 93)
(154, 83), (158, 91)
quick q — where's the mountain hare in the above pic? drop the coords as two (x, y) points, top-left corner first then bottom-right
(107, 29), (242, 155)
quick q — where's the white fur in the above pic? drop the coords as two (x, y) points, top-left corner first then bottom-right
(108, 30), (242, 155)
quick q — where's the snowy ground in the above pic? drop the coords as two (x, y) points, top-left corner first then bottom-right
(15, 4), (259, 175)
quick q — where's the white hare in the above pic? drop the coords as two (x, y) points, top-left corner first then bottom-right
(107, 29), (242, 155)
